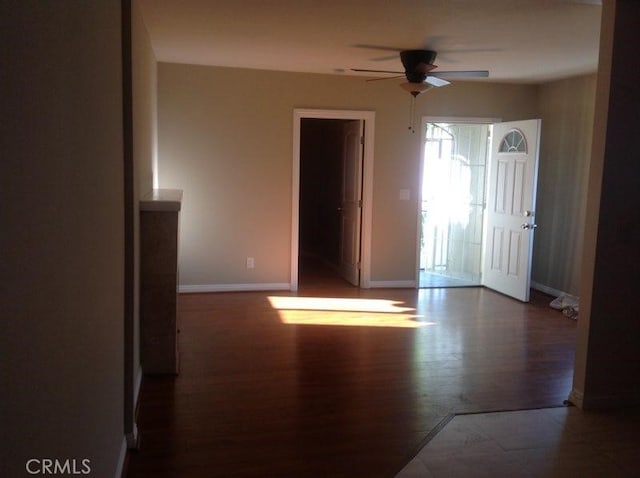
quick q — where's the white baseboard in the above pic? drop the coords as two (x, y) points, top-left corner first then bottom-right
(530, 281), (567, 298)
(181, 280), (564, 295)
(133, 365), (143, 408)
(116, 436), (127, 478)
(179, 282), (290, 293)
(124, 365), (143, 450)
(567, 388), (584, 408)
(125, 423), (139, 450)
(368, 280), (417, 289)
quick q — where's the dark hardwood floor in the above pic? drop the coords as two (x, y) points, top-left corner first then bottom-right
(125, 269), (577, 477)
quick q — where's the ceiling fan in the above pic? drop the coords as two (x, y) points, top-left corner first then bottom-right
(352, 49), (489, 96)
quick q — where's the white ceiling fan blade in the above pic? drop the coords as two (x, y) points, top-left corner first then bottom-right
(425, 76), (451, 87)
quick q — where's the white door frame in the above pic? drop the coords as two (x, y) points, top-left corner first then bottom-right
(416, 116), (501, 286)
(292, 109), (375, 291)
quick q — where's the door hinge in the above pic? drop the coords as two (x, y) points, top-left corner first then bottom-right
(358, 199), (363, 208)
(360, 136), (365, 145)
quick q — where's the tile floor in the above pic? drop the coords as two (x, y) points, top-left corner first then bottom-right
(396, 406), (640, 478)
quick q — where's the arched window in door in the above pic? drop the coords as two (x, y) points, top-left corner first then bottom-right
(499, 129), (527, 153)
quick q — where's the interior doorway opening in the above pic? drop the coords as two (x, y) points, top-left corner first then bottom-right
(291, 109), (375, 291)
(298, 118), (361, 288)
(419, 121), (492, 288)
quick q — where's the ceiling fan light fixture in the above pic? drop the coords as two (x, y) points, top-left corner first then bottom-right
(399, 82), (433, 97)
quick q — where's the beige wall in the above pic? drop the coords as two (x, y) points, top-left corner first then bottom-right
(130, 0), (157, 440)
(132, 0), (157, 398)
(534, 74), (597, 295)
(572, 0), (640, 409)
(158, 62), (539, 288)
(133, 0), (157, 199)
(1, 1), (125, 476)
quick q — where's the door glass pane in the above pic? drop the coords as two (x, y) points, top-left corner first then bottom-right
(499, 128), (527, 153)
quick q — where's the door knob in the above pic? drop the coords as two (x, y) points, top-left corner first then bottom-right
(521, 223), (537, 230)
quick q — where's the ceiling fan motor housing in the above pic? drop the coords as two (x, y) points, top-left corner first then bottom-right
(400, 50), (437, 83)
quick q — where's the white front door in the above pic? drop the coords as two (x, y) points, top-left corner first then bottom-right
(482, 119), (541, 302)
(339, 120), (364, 285)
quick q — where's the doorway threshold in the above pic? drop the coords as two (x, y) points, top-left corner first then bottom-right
(420, 270), (480, 288)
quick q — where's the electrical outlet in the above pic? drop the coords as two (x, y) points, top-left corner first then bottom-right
(246, 257), (255, 269)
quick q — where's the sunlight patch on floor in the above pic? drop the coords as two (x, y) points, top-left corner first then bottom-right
(268, 296), (436, 328)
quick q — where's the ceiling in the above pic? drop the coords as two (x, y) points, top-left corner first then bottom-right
(138, 0), (602, 84)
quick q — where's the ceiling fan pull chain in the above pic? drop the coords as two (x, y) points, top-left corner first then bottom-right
(409, 95), (416, 133)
